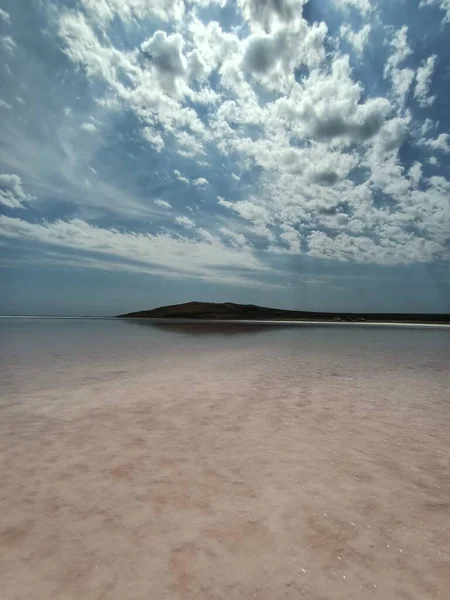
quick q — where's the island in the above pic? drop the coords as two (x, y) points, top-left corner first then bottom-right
(117, 302), (450, 324)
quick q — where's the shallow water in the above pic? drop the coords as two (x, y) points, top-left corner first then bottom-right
(1, 319), (449, 599)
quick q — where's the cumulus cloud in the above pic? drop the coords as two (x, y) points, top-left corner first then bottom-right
(154, 199), (172, 209)
(3, 0), (449, 277)
(333, 0), (373, 16)
(193, 177), (209, 187)
(280, 227), (301, 253)
(80, 0), (185, 25)
(409, 161), (423, 184)
(340, 24), (371, 55)
(175, 215), (195, 228)
(414, 55), (437, 107)
(277, 56), (391, 144)
(219, 198), (271, 223)
(219, 227), (248, 248)
(141, 31), (187, 96)
(174, 169), (190, 184)
(142, 127), (164, 152)
(422, 133), (450, 153)
(371, 115), (410, 157)
(242, 19), (327, 85)
(58, 11), (136, 88)
(80, 122), (97, 133)
(0, 174), (33, 209)
(387, 26), (412, 68)
(384, 26), (414, 104)
(238, 0), (306, 28)
(219, 198), (275, 240)
(243, 33), (280, 75)
(307, 230), (445, 265)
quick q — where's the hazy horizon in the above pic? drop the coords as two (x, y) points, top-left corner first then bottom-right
(2, 304), (450, 319)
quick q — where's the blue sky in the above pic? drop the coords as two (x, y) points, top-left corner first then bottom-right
(0, 0), (449, 315)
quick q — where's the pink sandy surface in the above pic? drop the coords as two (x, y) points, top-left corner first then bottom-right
(0, 324), (449, 599)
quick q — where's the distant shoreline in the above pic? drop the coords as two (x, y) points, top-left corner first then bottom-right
(117, 301), (450, 326)
(122, 317), (450, 328)
(1, 316), (449, 327)
(120, 318), (450, 328)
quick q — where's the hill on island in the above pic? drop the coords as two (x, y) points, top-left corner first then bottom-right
(117, 302), (449, 323)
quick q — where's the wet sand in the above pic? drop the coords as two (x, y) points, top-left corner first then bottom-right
(0, 321), (449, 599)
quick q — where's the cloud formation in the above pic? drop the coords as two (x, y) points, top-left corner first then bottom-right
(0, 215), (270, 287)
(0, 0), (449, 310)
(0, 8), (10, 23)
(0, 174), (33, 209)
(414, 55), (437, 107)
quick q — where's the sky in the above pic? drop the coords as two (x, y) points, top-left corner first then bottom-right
(0, 0), (449, 316)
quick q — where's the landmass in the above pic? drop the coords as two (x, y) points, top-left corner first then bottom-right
(118, 301), (450, 324)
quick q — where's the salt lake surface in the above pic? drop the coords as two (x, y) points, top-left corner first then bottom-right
(0, 318), (449, 599)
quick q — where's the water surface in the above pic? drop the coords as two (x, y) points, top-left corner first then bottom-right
(1, 319), (449, 599)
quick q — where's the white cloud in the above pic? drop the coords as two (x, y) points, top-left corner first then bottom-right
(409, 161), (423, 184)
(0, 216), (271, 285)
(422, 133), (450, 153)
(277, 56), (391, 144)
(420, 118), (435, 137)
(371, 115), (410, 158)
(188, 18), (241, 81)
(237, 0), (307, 29)
(193, 177), (209, 187)
(219, 227), (247, 247)
(242, 20), (328, 89)
(307, 230), (445, 265)
(80, 122), (97, 133)
(280, 227), (301, 253)
(141, 31), (187, 97)
(0, 8), (10, 23)
(22, 0), (450, 273)
(420, 0), (450, 22)
(251, 222), (275, 241)
(390, 67), (415, 104)
(154, 199), (172, 209)
(414, 55), (437, 107)
(142, 127), (164, 152)
(243, 32), (280, 75)
(384, 26), (414, 104)
(386, 26), (412, 68)
(175, 215), (195, 229)
(0, 174), (34, 209)
(58, 11), (137, 88)
(1, 35), (16, 53)
(0, 98), (12, 110)
(333, 0), (373, 16)
(219, 198), (271, 223)
(219, 196), (275, 241)
(174, 169), (190, 184)
(172, 130), (205, 156)
(340, 24), (371, 55)
(80, 0), (185, 25)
